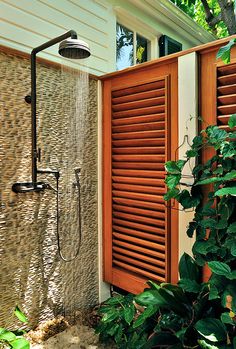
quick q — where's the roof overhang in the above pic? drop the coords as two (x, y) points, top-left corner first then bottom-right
(128, 0), (216, 45)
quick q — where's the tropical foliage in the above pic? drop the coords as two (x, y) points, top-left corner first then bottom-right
(170, 0), (236, 38)
(96, 115), (236, 349)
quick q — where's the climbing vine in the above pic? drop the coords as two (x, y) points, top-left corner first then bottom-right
(96, 41), (236, 348)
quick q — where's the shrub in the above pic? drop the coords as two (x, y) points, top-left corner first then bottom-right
(96, 116), (236, 348)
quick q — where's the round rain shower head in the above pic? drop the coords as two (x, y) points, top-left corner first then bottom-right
(58, 38), (90, 59)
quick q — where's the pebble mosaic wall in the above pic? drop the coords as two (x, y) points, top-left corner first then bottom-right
(0, 50), (99, 328)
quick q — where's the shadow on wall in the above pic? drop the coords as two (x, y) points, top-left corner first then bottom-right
(0, 50), (98, 328)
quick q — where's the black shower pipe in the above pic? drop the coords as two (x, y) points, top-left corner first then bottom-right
(31, 30), (77, 186)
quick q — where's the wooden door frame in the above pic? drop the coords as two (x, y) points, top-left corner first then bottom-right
(102, 59), (179, 293)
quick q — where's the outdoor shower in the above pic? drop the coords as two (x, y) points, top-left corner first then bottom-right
(12, 30), (90, 262)
(12, 30), (90, 193)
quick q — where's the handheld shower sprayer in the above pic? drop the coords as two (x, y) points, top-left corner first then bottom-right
(12, 30), (90, 193)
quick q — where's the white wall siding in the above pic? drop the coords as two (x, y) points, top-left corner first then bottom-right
(0, 0), (214, 75)
(0, 0), (115, 75)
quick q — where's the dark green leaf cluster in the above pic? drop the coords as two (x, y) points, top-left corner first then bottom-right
(97, 117), (236, 348)
(0, 306), (30, 349)
(97, 254), (236, 348)
(95, 294), (151, 348)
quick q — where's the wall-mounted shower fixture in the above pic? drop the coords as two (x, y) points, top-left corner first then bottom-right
(12, 30), (90, 193)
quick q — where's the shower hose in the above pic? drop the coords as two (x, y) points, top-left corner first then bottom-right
(55, 174), (82, 262)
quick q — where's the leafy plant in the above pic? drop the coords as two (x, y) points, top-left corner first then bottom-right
(97, 42), (236, 348)
(0, 306), (30, 349)
(97, 118), (236, 348)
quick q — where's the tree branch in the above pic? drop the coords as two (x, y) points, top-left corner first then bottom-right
(200, 0), (214, 22)
(208, 13), (222, 26)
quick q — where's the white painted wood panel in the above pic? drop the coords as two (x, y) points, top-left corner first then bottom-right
(0, 0), (114, 75)
(178, 53), (198, 261)
(0, 0), (214, 75)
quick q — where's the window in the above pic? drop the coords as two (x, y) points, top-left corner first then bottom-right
(116, 23), (150, 70)
(159, 35), (182, 57)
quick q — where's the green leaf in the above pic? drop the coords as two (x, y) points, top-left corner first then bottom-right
(198, 340), (219, 349)
(196, 170), (236, 186)
(105, 295), (124, 305)
(186, 149), (198, 158)
(230, 241), (236, 257)
(195, 318), (227, 342)
(209, 285), (219, 300)
(215, 187), (236, 197)
(135, 289), (166, 307)
(179, 253), (200, 282)
(206, 126), (228, 146)
(201, 219), (217, 228)
(146, 280), (160, 290)
(228, 114), (236, 128)
(208, 261), (231, 277)
(123, 304), (135, 324)
(215, 219), (228, 230)
(165, 160), (186, 174)
(132, 305), (158, 328)
(227, 222), (236, 234)
(10, 338), (30, 349)
(106, 323), (119, 336)
(216, 39), (236, 64)
(187, 221), (197, 238)
(227, 270), (236, 280)
(196, 177), (222, 185)
(193, 240), (213, 254)
(165, 174), (181, 190)
(221, 312), (234, 325)
(213, 167), (223, 175)
(164, 188), (180, 201)
(177, 190), (201, 209)
(14, 306), (28, 323)
(178, 278), (201, 293)
(158, 288), (188, 316)
(102, 309), (119, 323)
(0, 328), (16, 341)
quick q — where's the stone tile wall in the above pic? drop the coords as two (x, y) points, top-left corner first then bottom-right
(0, 50), (98, 328)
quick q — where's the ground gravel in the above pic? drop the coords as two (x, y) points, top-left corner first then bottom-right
(30, 323), (115, 349)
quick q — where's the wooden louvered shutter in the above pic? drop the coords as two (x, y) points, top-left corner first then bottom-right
(103, 74), (173, 293)
(217, 63), (236, 130)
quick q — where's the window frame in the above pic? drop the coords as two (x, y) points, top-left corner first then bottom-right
(115, 10), (158, 69)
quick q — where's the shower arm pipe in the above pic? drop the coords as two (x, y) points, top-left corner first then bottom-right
(31, 30), (77, 185)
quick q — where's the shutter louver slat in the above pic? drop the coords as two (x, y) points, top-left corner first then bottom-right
(113, 224), (166, 242)
(112, 89), (165, 104)
(111, 77), (169, 284)
(112, 114), (165, 126)
(112, 80), (165, 97)
(113, 204), (165, 219)
(112, 146), (165, 154)
(112, 190), (165, 203)
(112, 96), (165, 111)
(113, 246), (166, 267)
(112, 121), (165, 132)
(113, 197), (165, 211)
(217, 64), (236, 130)
(112, 176), (165, 186)
(112, 218), (165, 235)
(113, 253), (166, 276)
(112, 138), (165, 147)
(113, 260), (166, 282)
(112, 169), (165, 178)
